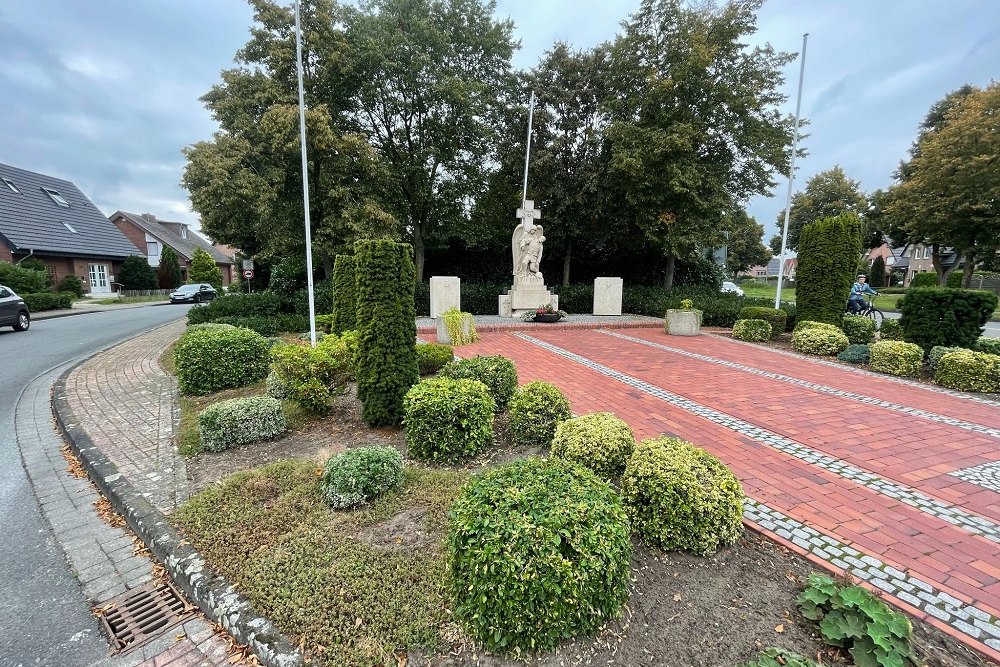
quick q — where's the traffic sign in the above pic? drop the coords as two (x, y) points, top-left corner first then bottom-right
(242, 259), (254, 270)
(242, 269), (254, 280)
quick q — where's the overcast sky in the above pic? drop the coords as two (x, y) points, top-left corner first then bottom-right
(1, 0), (998, 242)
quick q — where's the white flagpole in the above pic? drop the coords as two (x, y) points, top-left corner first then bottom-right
(775, 33), (808, 309)
(522, 90), (535, 203)
(294, 0), (317, 346)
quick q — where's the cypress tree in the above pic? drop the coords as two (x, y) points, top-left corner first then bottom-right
(157, 246), (182, 289)
(332, 254), (357, 334)
(796, 213), (863, 326)
(870, 256), (886, 288)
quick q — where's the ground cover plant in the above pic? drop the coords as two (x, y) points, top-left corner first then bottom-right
(837, 344), (870, 364)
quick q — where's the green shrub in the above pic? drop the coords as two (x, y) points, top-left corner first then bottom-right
(339, 329), (360, 380)
(508, 381), (572, 448)
(269, 338), (351, 414)
(403, 378), (494, 463)
(869, 340), (924, 377)
(415, 343), (453, 375)
(935, 351), (1000, 393)
(745, 648), (820, 667)
(975, 338), (1000, 356)
(21, 292), (73, 311)
(898, 288), (998, 352)
(198, 395), (286, 452)
(319, 446), (403, 508)
(188, 247), (224, 291)
(797, 574), (918, 667)
(118, 255), (158, 290)
(947, 271), (964, 288)
(928, 345), (966, 371)
(332, 254), (356, 334)
(879, 318), (903, 340)
(314, 314), (334, 333)
(57, 274), (85, 297)
(265, 370), (288, 399)
(174, 326), (270, 395)
(621, 437), (744, 556)
(910, 272), (938, 287)
(211, 314), (309, 336)
(0, 261), (47, 294)
(841, 314), (875, 344)
(186, 293), (283, 324)
(737, 307), (786, 338)
(836, 344), (870, 364)
(440, 308), (478, 345)
(157, 246), (182, 289)
(551, 413), (635, 479)
(796, 213), (864, 326)
(354, 240), (419, 426)
(791, 323), (849, 355)
(732, 318), (772, 342)
(439, 355), (518, 412)
(447, 456), (632, 653)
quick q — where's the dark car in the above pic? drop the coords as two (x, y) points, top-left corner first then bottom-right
(0, 284), (30, 332)
(169, 283), (218, 304)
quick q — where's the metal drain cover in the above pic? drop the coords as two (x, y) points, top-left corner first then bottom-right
(97, 581), (194, 654)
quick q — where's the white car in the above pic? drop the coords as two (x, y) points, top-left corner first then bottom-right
(721, 281), (744, 297)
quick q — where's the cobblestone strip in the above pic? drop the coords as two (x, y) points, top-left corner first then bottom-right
(516, 333), (1000, 543)
(602, 330), (1000, 439)
(706, 332), (1000, 409)
(743, 498), (1000, 654)
(951, 461), (1000, 493)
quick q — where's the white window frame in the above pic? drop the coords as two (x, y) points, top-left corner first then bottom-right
(42, 187), (70, 207)
(923, 247), (931, 259)
(62, 221), (78, 233)
(2, 177), (20, 193)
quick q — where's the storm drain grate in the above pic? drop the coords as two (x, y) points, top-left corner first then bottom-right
(96, 581), (194, 654)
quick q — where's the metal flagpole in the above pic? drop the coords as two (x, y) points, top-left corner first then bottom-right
(775, 33), (808, 309)
(521, 90), (535, 203)
(294, 0), (317, 346)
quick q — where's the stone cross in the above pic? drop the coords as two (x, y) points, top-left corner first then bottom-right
(516, 199), (541, 232)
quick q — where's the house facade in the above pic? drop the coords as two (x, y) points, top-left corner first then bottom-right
(0, 163), (141, 294)
(110, 211), (235, 286)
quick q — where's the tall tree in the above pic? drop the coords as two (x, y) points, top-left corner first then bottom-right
(725, 212), (771, 274)
(189, 248), (225, 291)
(777, 166), (867, 250)
(157, 246), (182, 289)
(605, 0), (796, 288)
(768, 234), (783, 255)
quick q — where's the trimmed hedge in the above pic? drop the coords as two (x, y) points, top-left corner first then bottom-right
(737, 307), (785, 338)
(211, 314), (309, 336)
(928, 345), (966, 371)
(796, 213), (863, 326)
(174, 326), (269, 395)
(198, 395), (285, 452)
(551, 413), (635, 480)
(898, 288), (998, 352)
(439, 355), (518, 412)
(319, 446), (403, 508)
(403, 378), (495, 463)
(836, 344), (870, 364)
(447, 457), (632, 653)
(332, 254), (356, 335)
(621, 437), (744, 556)
(732, 318), (772, 342)
(21, 291), (74, 311)
(869, 341), (923, 377)
(791, 322), (849, 355)
(354, 240), (419, 426)
(935, 351), (1000, 393)
(879, 318), (903, 340)
(269, 337), (351, 414)
(841, 314), (875, 345)
(975, 338), (1000, 356)
(415, 343), (454, 375)
(186, 292), (283, 324)
(910, 272), (938, 287)
(0, 261), (48, 294)
(508, 381), (572, 448)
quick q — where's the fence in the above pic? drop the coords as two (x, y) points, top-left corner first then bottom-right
(120, 289), (174, 297)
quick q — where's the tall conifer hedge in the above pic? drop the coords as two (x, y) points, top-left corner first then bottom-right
(332, 254), (357, 334)
(796, 213), (863, 326)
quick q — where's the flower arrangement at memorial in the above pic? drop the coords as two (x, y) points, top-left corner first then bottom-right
(520, 303), (568, 322)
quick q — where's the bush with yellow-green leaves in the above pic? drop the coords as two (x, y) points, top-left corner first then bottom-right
(551, 412), (635, 480)
(869, 340), (923, 377)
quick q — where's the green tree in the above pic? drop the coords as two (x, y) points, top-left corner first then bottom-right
(606, 0), (796, 288)
(777, 166), (867, 250)
(796, 212), (863, 326)
(118, 256), (158, 290)
(157, 246), (182, 289)
(189, 248), (224, 291)
(768, 234), (784, 255)
(869, 255), (887, 288)
(725, 211), (771, 275)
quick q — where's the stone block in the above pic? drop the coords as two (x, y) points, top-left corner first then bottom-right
(429, 276), (460, 319)
(498, 294), (512, 318)
(593, 277), (623, 316)
(510, 286), (553, 311)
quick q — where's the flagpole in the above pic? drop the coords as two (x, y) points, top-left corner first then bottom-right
(521, 90), (535, 203)
(294, 0), (317, 346)
(775, 33), (808, 309)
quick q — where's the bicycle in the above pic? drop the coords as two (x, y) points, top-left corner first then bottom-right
(846, 295), (884, 327)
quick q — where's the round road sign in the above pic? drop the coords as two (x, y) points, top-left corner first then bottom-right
(242, 269), (254, 280)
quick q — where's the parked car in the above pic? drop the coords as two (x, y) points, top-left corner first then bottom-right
(169, 284), (218, 304)
(721, 281), (745, 297)
(0, 284), (30, 331)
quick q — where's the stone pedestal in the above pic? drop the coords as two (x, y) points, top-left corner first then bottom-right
(593, 277), (623, 316)
(430, 276), (460, 318)
(498, 294), (512, 317)
(502, 274), (555, 317)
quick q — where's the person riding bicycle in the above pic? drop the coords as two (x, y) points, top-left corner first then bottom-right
(848, 274), (878, 314)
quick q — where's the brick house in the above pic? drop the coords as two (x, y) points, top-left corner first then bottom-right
(0, 163), (142, 294)
(110, 211), (235, 286)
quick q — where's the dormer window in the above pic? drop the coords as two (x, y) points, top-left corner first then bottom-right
(179, 226), (188, 239)
(2, 177), (20, 193)
(42, 187), (70, 207)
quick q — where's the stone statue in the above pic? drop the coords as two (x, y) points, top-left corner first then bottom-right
(512, 225), (545, 281)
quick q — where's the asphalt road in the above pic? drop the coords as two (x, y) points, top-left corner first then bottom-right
(0, 304), (190, 667)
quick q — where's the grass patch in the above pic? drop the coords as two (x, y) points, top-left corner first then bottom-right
(739, 283), (796, 302)
(91, 295), (167, 305)
(172, 460), (469, 666)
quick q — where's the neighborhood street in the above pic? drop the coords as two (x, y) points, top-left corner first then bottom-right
(0, 305), (190, 667)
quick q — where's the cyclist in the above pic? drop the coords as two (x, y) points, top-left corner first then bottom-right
(848, 274), (878, 314)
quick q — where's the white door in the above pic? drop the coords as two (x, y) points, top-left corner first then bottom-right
(88, 264), (110, 294)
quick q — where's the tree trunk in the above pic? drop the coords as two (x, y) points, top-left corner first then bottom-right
(963, 251), (975, 288)
(663, 254), (676, 290)
(562, 239), (572, 287)
(413, 224), (425, 283)
(931, 244), (950, 286)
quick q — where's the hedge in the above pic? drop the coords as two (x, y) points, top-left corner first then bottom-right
(841, 314), (875, 345)
(354, 240), (419, 426)
(403, 377), (495, 462)
(732, 319), (771, 342)
(737, 307), (785, 338)
(320, 446), (403, 508)
(796, 213), (863, 326)
(869, 341), (923, 377)
(898, 288), (998, 352)
(551, 412), (635, 480)
(975, 338), (1000, 356)
(174, 326), (270, 395)
(198, 395), (285, 452)
(415, 342), (454, 375)
(439, 355), (518, 412)
(910, 272), (939, 288)
(186, 293), (283, 324)
(791, 323), (849, 355)
(508, 381), (572, 448)
(935, 351), (1000, 393)
(0, 261), (48, 294)
(332, 254), (356, 334)
(210, 314), (309, 336)
(21, 291), (74, 311)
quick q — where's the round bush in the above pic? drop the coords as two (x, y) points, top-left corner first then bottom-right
(869, 340), (924, 377)
(508, 381), (572, 448)
(265, 370), (289, 399)
(737, 307), (786, 338)
(415, 342), (454, 375)
(935, 351), (1000, 393)
(320, 446), (404, 508)
(198, 395), (286, 452)
(928, 345), (966, 371)
(439, 355), (518, 412)
(841, 314), (875, 345)
(975, 338), (1000, 356)
(174, 326), (270, 395)
(551, 412), (635, 480)
(621, 437), (744, 556)
(732, 318), (772, 342)
(403, 377), (495, 462)
(878, 318), (903, 341)
(447, 457), (632, 653)
(269, 339), (351, 414)
(836, 344), (870, 364)
(791, 323), (849, 355)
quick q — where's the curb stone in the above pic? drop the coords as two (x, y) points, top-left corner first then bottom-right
(52, 362), (305, 667)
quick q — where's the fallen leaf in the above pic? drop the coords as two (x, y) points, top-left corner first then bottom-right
(774, 624), (784, 633)
(175, 633), (186, 641)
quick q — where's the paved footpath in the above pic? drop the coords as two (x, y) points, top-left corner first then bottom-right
(453, 327), (1000, 661)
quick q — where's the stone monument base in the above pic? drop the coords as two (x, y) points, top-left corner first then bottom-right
(500, 276), (557, 317)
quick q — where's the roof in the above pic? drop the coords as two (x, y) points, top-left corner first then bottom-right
(0, 163), (141, 259)
(113, 211), (233, 265)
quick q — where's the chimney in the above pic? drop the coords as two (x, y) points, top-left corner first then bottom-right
(141, 213), (157, 223)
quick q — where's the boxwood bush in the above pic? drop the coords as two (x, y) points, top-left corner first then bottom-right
(621, 437), (744, 556)
(732, 318), (772, 342)
(869, 340), (924, 377)
(319, 446), (403, 508)
(447, 456), (632, 653)
(415, 342), (453, 375)
(186, 292), (283, 324)
(551, 412), (635, 480)
(174, 326), (269, 395)
(332, 254), (356, 334)
(879, 318), (903, 340)
(928, 345), (966, 371)
(841, 314), (875, 345)
(21, 291), (74, 311)
(898, 288), (998, 352)
(976, 338), (1000, 356)
(403, 377), (495, 463)
(508, 381), (572, 448)
(935, 351), (1000, 393)
(198, 395), (286, 452)
(269, 338), (351, 414)
(836, 344), (870, 364)
(439, 355), (518, 412)
(737, 307), (785, 338)
(791, 323), (850, 355)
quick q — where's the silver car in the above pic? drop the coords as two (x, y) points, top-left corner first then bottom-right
(0, 284), (30, 332)
(721, 281), (745, 297)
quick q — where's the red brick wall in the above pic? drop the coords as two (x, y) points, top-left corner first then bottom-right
(112, 216), (147, 254)
(0, 241), (13, 263)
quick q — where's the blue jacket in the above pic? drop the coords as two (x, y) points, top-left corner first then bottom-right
(849, 282), (878, 300)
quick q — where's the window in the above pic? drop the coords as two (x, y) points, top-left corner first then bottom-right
(146, 240), (159, 256)
(179, 226), (188, 239)
(47, 266), (58, 283)
(2, 177), (20, 193)
(923, 247), (931, 259)
(42, 187), (70, 207)
(62, 221), (78, 233)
